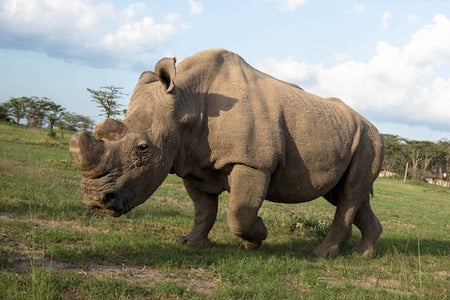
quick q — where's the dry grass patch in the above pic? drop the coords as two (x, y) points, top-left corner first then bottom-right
(0, 213), (104, 234)
(0, 213), (220, 297)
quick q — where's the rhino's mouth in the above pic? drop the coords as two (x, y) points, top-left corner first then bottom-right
(87, 192), (129, 217)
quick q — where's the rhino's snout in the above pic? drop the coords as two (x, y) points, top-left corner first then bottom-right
(85, 192), (128, 217)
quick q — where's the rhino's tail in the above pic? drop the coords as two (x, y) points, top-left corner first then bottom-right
(369, 185), (374, 198)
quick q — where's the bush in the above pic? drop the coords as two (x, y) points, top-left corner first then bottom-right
(47, 130), (57, 139)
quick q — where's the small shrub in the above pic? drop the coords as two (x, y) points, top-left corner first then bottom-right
(287, 212), (330, 237)
(47, 130), (57, 139)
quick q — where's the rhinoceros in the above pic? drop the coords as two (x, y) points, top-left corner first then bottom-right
(70, 49), (384, 257)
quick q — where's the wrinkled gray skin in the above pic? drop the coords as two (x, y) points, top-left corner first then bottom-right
(70, 49), (384, 257)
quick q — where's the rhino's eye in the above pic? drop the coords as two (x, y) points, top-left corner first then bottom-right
(137, 143), (148, 152)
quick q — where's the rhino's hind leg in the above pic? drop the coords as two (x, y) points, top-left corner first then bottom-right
(315, 145), (381, 257)
(314, 163), (370, 257)
(177, 179), (218, 246)
(352, 197), (382, 256)
(227, 165), (269, 250)
(313, 195), (357, 258)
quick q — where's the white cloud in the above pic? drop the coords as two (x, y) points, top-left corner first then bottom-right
(188, 0), (203, 15)
(352, 3), (365, 13)
(381, 10), (392, 30)
(271, 0), (307, 12)
(404, 14), (450, 67)
(258, 14), (450, 134)
(0, 0), (187, 68)
(258, 56), (319, 83)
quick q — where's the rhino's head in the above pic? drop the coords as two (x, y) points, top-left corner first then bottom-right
(70, 57), (180, 217)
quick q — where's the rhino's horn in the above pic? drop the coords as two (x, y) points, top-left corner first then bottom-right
(94, 119), (127, 140)
(69, 132), (106, 175)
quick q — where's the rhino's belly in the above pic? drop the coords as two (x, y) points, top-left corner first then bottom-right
(266, 177), (339, 203)
(265, 158), (348, 203)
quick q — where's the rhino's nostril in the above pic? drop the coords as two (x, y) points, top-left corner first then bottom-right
(103, 193), (116, 205)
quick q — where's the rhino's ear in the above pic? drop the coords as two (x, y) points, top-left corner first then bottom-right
(155, 57), (176, 93)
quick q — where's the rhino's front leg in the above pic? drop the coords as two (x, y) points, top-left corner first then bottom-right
(177, 179), (218, 246)
(227, 164), (269, 250)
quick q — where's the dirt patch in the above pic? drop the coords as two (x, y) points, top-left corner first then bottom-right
(0, 212), (220, 296)
(153, 195), (192, 210)
(319, 275), (411, 296)
(10, 255), (218, 296)
(69, 261), (218, 295)
(351, 276), (406, 295)
(0, 159), (14, 171)
(396, 223), (416, 229)
(435, 270), (450, 278)
(86, 264), (218, 295)
(0, 213), (109, 234)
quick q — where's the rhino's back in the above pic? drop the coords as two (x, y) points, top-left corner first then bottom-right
(195, 50), (360, 165)
(178, 50), (380, 201)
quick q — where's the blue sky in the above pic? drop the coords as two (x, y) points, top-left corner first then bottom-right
(1, 0), (449, 141)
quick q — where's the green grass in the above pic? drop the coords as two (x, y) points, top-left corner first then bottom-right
(1, 121), (449, 299)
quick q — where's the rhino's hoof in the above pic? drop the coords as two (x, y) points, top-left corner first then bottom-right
(176, 235), (212, 246)
(313, 243), (339, 258)
(352, 244), (375, 257)
(176, 236), (189, 244)
(242, 239), (262, 250)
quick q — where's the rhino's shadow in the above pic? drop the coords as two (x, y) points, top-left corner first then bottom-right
(204, 93), (238, 117)
(68, 225), (450, 269)
(373, 236), (450, 257)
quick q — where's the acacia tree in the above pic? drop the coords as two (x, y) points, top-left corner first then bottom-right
(382, 134), (407, 175)
(77, 114), (95, 132)
(58, 112), (94, 132)
(0, 103), (9, 122)
(433, 139), (450, 179)
(404, 140), (437, 179)
(3, 97), (28, 125)
(44, 100), (65, 132)
(25, 97), (46, 127)
(87, 86), (125, 119)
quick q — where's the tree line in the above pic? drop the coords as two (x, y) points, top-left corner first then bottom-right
(382, 134), (449, 182)
(0, 86), (125, 134)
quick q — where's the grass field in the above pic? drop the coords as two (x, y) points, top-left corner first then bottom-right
(0, 122), (449, 299)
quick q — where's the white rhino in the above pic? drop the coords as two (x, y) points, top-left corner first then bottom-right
(70, 49), (384, 257)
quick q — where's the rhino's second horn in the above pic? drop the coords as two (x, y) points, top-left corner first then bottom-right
(69, 132), (106, 177)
